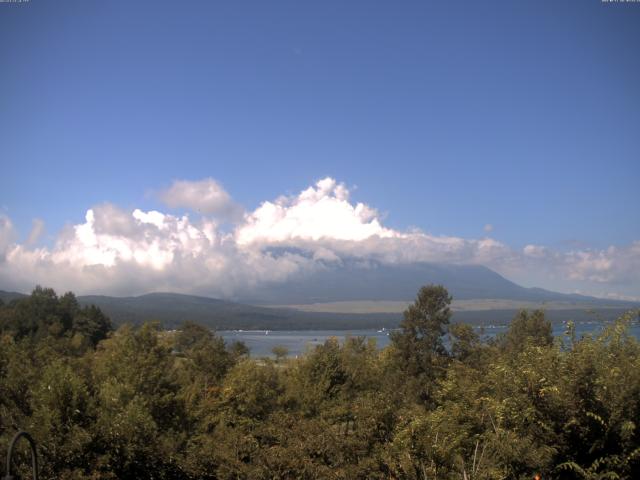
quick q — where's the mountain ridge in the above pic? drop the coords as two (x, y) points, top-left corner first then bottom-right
(231, 262), (635, 306)
(2, 262), (637, 329)
(2, 261), (636, 309)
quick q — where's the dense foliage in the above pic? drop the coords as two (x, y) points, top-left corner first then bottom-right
(0, 286), (638, 479)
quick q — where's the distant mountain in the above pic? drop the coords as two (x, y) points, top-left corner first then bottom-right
(2, 262), (637, 330)
(76, 292), (635, 330)
(1, 288), (397, 330)
(0, 290), (27, 303)
(234, 261), (635, 307)
(76, 292), (398, 330)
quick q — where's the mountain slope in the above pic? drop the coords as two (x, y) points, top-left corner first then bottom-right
(234, 261), (631, 306)
(76, 292), (634, 330)
(0, 290), (27, 303)
(2, 262), (637, 330)
(77, 293), (399, 330)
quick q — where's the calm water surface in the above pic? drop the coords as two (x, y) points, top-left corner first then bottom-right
(220, 321), (640, 357)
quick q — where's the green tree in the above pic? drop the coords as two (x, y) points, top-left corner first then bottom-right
(29, 359), (94, 479)
(174, 321), (235, 412)
(0, 287), (112, 349)
(91, 323), (188, 479)
(449, 322), (482, 364)
(72, 304), (112, 347)
(500, 309), (553, 353)
(390, 284), (452, 403)
(555, 313), (640, 479)
(272, 345), (289, 362)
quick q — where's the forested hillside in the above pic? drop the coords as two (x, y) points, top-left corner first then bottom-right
(0, 287), (638, 479)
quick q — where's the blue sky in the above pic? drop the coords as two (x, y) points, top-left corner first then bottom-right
(1, 1), (639, 298)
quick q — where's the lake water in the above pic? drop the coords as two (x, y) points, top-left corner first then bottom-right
(220, 321), (640, 357)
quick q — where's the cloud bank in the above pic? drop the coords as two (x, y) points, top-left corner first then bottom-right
(0, 178), (638, 300)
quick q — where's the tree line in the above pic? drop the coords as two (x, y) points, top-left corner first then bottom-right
(0, 285), (638, 479)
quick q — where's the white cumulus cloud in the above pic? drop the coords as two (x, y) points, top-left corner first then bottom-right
(0, 215), (16, 261)
(236, 178), (396, 244)
(563, 243), (640, 284)
(159, 178), (243, 221)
